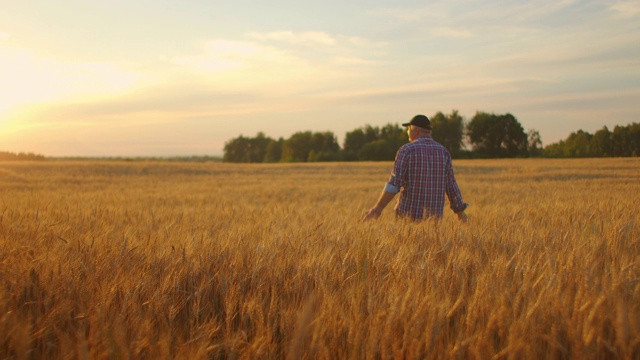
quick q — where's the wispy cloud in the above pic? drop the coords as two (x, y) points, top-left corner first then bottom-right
(367, 5), (447, 22)
(247, 31), (336, 46)
(247, 31), (388, 50)
(430, 27), (474, 38)
(14, 28), (391, 132)
(168, 30), (389, 94)
(172, 39), (275, 73)
(369, 0), (586, 34)
(339, 35), (388, 49)
(168, 38), (322, 94)
(608, 0), (640, 17)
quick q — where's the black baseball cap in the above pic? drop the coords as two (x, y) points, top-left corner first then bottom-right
(402, 114), (432, 130)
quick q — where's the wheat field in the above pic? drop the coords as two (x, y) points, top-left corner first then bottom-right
(0, 158), (639, 359)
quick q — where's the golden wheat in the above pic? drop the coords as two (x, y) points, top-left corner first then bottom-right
(0, 158), (638, 359)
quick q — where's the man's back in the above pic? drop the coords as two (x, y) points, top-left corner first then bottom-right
(390, 136), (465, 220)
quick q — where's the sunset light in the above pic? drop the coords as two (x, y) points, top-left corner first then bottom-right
(0, 1), (638, 157)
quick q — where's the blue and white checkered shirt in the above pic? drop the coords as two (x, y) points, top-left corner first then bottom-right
(387, 136), (467, 220)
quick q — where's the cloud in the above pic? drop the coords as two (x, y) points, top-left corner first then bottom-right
(9, 28), (391, 133)
(169, 38), (321, 93)
(367, 5), (447, 22)
(168, 31), (389, 95)
(19, 80), (323, 130)
(368, 1), (585, 34)
(172, 39), (264, 72)
(331, 57), (377, 65)
(247, 31), (389, 49)
(339, 35), (389, 49)
(608, 0), (640, 17)
(430, 27), (474, 38)
(247, 31), (336, 46)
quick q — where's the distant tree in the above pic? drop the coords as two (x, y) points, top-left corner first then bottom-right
(358, 139), (397, 161)
(630, 123), (640, 156)
(379, 123), (408, 153)
(591, 126), (613, 157)
(313, 131), (340, 153)
(223, 135), (250, 162)
(612, 123), (640, 157)
(309, 131), (341, 162)
(466, 112), (528, 158)
(543, 122), (639, 158)
(222, 132), (273, 163)
(543, 141), (564, 158)
(527, 129), (543, 157)
(563, 130), (593, 157)
(431, 110), (465, 157)
(263, 138), (284, 163)
(0, 151), (46, 161)
(281, 131), (311, 162)
(342, 123), (407, 161)
(281, 131), (340, 162)
(342, 130), (364, 161)
(248, 132), (271, 162)
(343, 125), (380, 161)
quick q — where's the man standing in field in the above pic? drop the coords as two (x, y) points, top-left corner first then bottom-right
(363, 114), (468, 222)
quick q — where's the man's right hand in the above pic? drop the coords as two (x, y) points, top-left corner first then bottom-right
(362, 207), (382, 221)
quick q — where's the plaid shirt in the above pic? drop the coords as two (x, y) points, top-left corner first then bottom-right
(388, 136), (467, 220)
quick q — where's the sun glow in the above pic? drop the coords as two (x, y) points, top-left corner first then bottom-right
(0, 44), (139, 124)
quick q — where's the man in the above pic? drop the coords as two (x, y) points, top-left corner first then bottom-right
(363, 114), (468, 222)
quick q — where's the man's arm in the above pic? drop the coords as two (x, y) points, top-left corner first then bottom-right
(364, 146), (406, 221)
(444, 156), (468, 223)
(362, 184), (398, 221)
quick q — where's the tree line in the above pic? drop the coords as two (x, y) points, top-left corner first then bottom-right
(224, 110), (639, 162)
(223, 111), (541, 162)
(0, 151), (46, 161)
(544, 123), (640, 158)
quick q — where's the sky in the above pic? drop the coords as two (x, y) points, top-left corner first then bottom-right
(1, 0), (639, 157)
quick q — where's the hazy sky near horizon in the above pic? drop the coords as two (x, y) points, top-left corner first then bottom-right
(1, 0), (639, 157)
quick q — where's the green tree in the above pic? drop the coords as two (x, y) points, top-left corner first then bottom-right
(379, 123), (408, 154)
(222, 132), (273, 163)
(591, 126), (612, 157)
(358, 139), (397, 161)
(545, 123), (639, 158)
(543, 141), (565, 158)
(630, 123), (640, 156)
(281, 131), (341, 162)
(431, 110), (465, 157)
(527, 129), (543, 157)
(612, 123), (640, 157)
(342, 123), (407, 161)
(248, 132), (271, 162)
(563, 130), (593, 157)
(309, 131), (341, 162)
(343, 125), (380, 161)
(466, 112), (528, 158)
(0, 151), (46, 161)
(223, 135), (251, 162)
(281, 131), (312, 162)
(263, 138), (284, 163)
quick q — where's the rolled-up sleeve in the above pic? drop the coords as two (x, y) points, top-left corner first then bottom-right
(384, 182), (400, 194)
